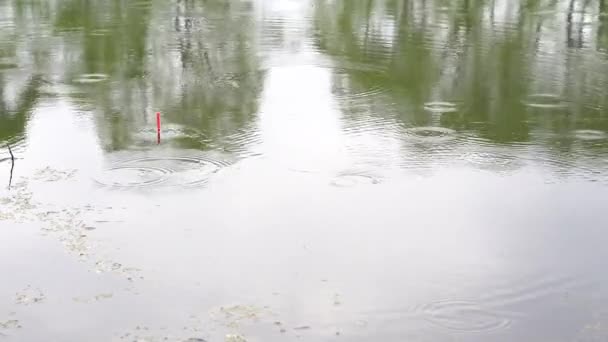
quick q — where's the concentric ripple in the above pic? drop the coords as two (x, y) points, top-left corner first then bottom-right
(523, 93), (567, 109)
(94, 166), (170, 188)
(73, 73), (109, 84)
(423, 101), (458, 113)
(461, 152), (524, 173)
(404, 127), (457, 142)
(330, 171), (381, 188)
(417, 300), (512, 333)
(130, 157), (229, 187)
(95, 156), (230, 189)
(133, 126), (208, 145)
(222, 128), (263, 157)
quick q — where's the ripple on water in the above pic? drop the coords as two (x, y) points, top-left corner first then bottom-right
(130, 0), (152, 9)
(423, 101), (458, 113)
(478, 274), (584, 308)
(332, 84), (386, 102)
(130, 157), (229, 187)
(527, 153), (601, 181)
(523, 93), (567, 109)
(134, 126), (208, 145)
(573, 130), (608, 141)
(331, 69), (388, 102)
(222, 128), (263, 157)
(532, 9), (559, 17)
(89, 28), (111, 36)
(96, 156), (230, 189)
(342, 116), (398, 137)
(461, 152), (524, 173)
(330, 171), (381, 188)
(0, 58), (18, 71)
(73, 73), (109, 84)
(94, 166), (171, 188)
(1, 135), (27, 162)
(39, 83), (86, 98)
(404, 127), (457, 142)
(416, 300), (512, 333)
(335, 60), (390, 74)
(412, 273), (585, 334)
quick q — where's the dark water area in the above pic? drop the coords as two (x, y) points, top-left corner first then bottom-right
(1, 0), (608, 341)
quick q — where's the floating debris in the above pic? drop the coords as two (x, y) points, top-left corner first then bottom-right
(95, 293), (114, 300)
(355, 320), (368, 327)
(333, 293), (341, 306)
(95, 260), (123, 273)
(293, 326), (311, 330)
(73, 293), (114, 303)
(0, 320), (20, 329)
(211, 305), (270, 329)
(15, 286), (45, 305)
(0, 186), (37, 222)
(225, 334), (247, 342)
(2, 172), (140, 297)
(578, 312), (608, 341)
(32, 167), (77, 182)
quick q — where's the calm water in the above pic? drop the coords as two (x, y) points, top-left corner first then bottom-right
(1, 0), (608, 341)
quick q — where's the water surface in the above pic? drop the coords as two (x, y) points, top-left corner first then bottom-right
(1, 0), (608, 341)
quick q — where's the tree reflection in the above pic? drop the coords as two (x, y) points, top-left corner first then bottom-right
(1, 0), (607, 168)
(313, 0), (608, 153)
(1, 0), (265, 154)
(0, 0), (45, 149)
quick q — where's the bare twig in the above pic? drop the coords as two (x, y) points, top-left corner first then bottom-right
(7, 144), (14, 161)
(7, 144), (14, 189)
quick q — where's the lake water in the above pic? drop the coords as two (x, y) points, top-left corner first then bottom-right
(1, 0), (608, 341)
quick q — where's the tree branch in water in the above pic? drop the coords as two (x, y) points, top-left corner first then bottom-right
(7, 144), (14, 189)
